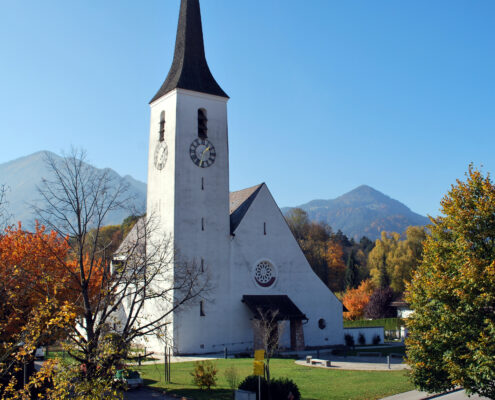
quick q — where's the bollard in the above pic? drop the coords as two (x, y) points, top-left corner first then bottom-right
(224, 347), (228, 359)
(387, 355), (390, 369)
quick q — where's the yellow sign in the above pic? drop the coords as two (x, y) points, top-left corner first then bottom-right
(254, 349), (265, 361)
(253, 360), (264, 376)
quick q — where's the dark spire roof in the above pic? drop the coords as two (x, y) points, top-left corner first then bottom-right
(150, 0), (228, 103)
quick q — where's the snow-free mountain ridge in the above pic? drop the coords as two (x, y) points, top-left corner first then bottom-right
(0, 152), (428, 239)
(0, 151), (146, 227)
(282, 185), (429, 240)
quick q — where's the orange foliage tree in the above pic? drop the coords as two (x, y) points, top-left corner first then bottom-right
(0, 223), (75, 340)
(0, 223), (77, 397)
(326, 241), (347, 292)
(342, 279), (375, 320)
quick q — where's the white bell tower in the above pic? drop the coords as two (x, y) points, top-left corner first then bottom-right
(146, 0), (231, 354)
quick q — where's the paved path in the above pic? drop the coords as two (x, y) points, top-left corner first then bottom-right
(295, 355), (409, 371)
(381, 389), (489, 400)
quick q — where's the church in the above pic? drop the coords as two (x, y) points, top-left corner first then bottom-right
(125, 0), (344, 355)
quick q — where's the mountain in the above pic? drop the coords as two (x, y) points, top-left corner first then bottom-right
(0, 151), (146, 227)
(282, 185), (430, 241)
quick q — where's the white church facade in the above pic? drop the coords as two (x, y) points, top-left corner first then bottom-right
(124, 0), (344, 355)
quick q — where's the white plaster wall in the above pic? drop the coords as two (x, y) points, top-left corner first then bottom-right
(229, 185), (344, 350)
(398, 308), (413, 319)
(171, 90), (231, 354)
(343, 327), (384, 345)
(146, 89), (232, 355)
(145, 91), (178, 353)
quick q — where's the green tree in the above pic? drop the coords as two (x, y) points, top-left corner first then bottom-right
(406, 166), (495, 399)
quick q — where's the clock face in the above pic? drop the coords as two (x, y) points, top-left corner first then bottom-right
(189, 138), (216, 168)
(154, 141), (168, 170)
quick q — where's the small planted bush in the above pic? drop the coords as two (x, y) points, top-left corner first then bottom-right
(239, 375), (269, 399)
(270, 377), (301, 400)
(190, 360), (218, 390)
(358, 333), (366, 345)
(344, 334), (355, 348)
(224, 365), (240, 391)
(372, 334), (381, 345)
(238, 375), (301, 400)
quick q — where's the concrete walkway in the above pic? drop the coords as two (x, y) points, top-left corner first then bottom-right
(295, 355), (409, 371)
(381, 389), (489, 400)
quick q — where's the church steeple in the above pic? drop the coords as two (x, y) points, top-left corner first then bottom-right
(150, 0), (228, 103)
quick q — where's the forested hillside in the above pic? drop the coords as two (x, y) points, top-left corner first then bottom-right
(285, 208), (426, 320)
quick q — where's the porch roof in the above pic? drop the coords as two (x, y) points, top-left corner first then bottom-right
(242, 295), (308, 321)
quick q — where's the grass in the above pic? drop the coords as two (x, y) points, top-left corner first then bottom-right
(137, 358), (414, 400)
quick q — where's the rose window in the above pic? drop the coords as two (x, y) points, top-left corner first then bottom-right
(254, 261), (276, 287)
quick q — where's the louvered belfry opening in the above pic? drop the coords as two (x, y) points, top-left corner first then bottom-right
(198, 108), (208, 139)
(159, 111), (165, 141)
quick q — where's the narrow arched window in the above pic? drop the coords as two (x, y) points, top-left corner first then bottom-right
(159, 111), (165, 141)
(198, 108), (207, 139)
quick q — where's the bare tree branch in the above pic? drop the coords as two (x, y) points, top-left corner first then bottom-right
(32, 149), (210, 377)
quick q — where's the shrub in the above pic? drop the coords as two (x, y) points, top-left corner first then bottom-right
(344, 334), (355, 348)
(190, 360), (218, 390)
(224, 365), (240, 391)
(358, 332), (366, 345)
(372, 334), (381, 345)
(270, 377), (301, 400)
(239, 375), (269, 399)
(238, 375), (301, 400)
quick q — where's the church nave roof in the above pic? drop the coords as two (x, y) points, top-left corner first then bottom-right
(229, 183), (265, 234)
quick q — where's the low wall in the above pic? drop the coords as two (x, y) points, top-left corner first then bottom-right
(343, 326), (384, 345)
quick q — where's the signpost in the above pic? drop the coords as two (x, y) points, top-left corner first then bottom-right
(253, 350), (265, 400)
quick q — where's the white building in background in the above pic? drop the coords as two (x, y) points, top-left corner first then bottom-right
(123, 0), (344, 355)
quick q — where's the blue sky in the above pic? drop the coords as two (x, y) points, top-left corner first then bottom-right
(0, 1), (494, 217)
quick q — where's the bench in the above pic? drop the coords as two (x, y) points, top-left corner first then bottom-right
(310, 358), (331, 367)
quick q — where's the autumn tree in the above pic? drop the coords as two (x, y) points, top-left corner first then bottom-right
(369, 227), (425, 293)
(406, 166), (495, 399)
(342, 279), (375, 320)
(285, 208), (375, 292)
(32, 149), (209, 386)
(0, 224), (76, 398)
(326, 241), (346, 292)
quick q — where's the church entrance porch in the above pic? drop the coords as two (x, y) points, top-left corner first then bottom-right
(242, 295), (308, 351)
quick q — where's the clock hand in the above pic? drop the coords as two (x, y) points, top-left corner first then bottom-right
(199, 146), (210, 167)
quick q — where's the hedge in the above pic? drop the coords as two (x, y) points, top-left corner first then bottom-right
(343, 318), (404, 330)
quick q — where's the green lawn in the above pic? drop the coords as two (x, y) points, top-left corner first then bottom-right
(137, 358), (414, 400)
